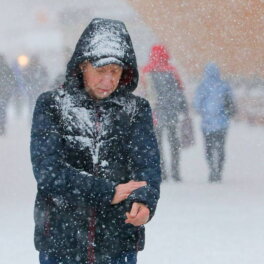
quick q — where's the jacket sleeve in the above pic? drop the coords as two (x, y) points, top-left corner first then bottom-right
(127, 98), (161, 220)
(30, 92), (116, 208)
(176, 88), (189, 115)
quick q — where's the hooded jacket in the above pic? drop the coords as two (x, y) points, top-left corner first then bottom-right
(31, 18), (161, 263)
(194, 63), (235, 133)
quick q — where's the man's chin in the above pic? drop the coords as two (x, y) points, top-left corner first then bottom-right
(95, 92), (111, 100)
(96, 91), (111, 99)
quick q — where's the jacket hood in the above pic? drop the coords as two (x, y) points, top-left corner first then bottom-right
(143, 45), (171, 72)
(204, 62), (221, 80)
(142, 44), (184, 89)
(66, 18), (138, 93)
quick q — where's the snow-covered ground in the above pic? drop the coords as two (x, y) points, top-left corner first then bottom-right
(1, 107), (264, 264)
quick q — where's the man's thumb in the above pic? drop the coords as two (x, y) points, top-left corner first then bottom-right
(130, 203), (139, 217)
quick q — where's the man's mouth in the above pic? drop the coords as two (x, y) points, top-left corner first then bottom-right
(98, 88), (111, 93)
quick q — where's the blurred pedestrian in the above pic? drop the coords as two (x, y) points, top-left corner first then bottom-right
(31, 18), (161, 264)
(0, 54), (16, 135)
(142, 44), (192, 181)
(24, 55), (49, 118)
(194, 62), (236, 182)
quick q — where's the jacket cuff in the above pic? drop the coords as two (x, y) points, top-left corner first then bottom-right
(127, 186), (159, 221)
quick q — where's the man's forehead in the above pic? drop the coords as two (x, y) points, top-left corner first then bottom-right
(81, 61), (122, 69)
(95, 63), (123, 71)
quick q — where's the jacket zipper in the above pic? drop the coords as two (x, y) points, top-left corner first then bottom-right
(87, 103), (101, 263)
(43, 197), (52, 237)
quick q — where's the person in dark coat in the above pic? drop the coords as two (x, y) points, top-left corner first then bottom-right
(23, 55), (49, 117)
(0, 54), (16, 135)
(142, 45), (190, 181)
(194, 62), (236, 182)
(31, 18), (161, 264)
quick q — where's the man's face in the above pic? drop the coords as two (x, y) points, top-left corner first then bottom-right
(81, 62), (123, 100)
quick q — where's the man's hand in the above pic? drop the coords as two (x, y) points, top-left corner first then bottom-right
(111, 181), (146, 205)
(125, 202), (150, 226)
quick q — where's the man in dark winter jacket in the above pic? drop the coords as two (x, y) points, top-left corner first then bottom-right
(31, 18), (161, 264)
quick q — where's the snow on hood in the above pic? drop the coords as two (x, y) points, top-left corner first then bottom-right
(65, 18), (139, 93)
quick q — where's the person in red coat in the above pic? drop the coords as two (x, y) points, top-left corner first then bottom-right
(142, 45), (191, 181)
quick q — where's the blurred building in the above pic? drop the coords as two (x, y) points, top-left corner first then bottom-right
(127, 0), (263, 78)
(127, 0), (264, 125)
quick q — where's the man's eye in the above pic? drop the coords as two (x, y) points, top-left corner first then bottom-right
(112, 70), (121, 74)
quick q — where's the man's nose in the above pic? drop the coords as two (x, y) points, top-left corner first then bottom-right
(101, 74), (114, 88)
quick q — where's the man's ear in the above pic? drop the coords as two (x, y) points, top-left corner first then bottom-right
(79, 61), (88, 72)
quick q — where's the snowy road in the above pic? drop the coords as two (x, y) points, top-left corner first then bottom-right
(1, 109), (264, 264)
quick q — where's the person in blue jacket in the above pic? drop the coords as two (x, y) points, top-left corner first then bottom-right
(194, 62), (235, 183)
(31, 18), (161, 264)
